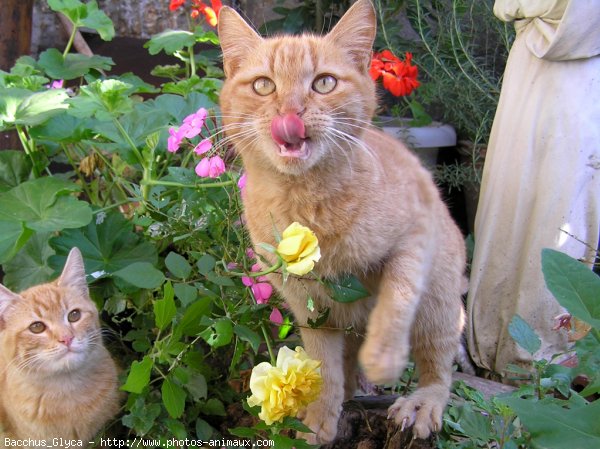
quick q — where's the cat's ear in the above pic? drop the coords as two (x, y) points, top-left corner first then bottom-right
(326, 0), (376, 71)
(57, 247), (89, 295)
(218, 6), (262, 77)
(0, 284), (20, 317)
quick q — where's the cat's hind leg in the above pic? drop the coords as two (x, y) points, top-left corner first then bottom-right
(388, 289), (464, 439)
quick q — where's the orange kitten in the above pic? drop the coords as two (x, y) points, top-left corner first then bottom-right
(218, 0), (467, 444)
(0, 248), (120, 446)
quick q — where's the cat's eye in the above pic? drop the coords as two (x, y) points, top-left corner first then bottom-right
(312, 74), (337, 94)
(68, 309), (81, 323)
(29, 321), (46, 334)
(253, 77), (276, 96)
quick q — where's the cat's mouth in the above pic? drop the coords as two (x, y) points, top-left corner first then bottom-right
(276, 140), (311, 160)
(271, 114), (311, 160)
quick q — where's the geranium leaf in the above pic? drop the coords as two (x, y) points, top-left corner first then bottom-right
(38, 49), (114, 80)
(1, 233), (55, 291)
(47, 0), (114, 41)
(145, 30), (197, 56)
(50, 210), (158, 276)
(0, 177), (92, 233)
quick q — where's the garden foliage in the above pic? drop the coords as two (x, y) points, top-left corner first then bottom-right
(0, 1), (598, 448)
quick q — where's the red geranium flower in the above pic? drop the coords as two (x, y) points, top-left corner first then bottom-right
(169, 0), (185, 11)
(191, 0), (222, 26)
(370, 50), (420, 97)
(169, 0), (222, 27)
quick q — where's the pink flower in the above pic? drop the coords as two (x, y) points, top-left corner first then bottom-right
(269, 308), (283, 325)
(252, 283), (273, 304)
(194, 138), (212, 155)
(49, 79), (64, 89)
(238, 172), (247, 194)
(182, 108), (208, 138)
(167, 127), (184, 153)
(246, 248), (255, 259)
(195, 155), (226, 178)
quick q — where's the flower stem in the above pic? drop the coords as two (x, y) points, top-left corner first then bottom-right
(261, 323), (276, 365)
(142, 179), (235, 189)
(228, 260), (283, 278)
(63, 24), (78, 57)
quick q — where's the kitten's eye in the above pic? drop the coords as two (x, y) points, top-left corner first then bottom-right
(253, 77), (276, 96)
(29, 321), (46, 334)
(68, 309), (81, 323)
(312, 75), (337, 94)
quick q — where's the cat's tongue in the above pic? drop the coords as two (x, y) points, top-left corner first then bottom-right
(271, 114), (307, 158)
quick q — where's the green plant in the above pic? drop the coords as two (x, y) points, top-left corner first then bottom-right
(259, 0), (352, 34)
(439, 248), (600, 448)
(375, 0), (514, 189)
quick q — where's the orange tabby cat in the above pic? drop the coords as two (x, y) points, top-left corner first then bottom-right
(0, 248), (120, 445)
(218, 0), (466, 444)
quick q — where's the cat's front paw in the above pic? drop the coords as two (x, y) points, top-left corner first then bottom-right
(358, 337), (408, 385)
(388, 385), (449, 439)
(296, 402), (340, 444)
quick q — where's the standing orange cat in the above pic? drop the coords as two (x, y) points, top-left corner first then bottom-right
(218, 0), (466, 443)
(0, 248), (120, 446)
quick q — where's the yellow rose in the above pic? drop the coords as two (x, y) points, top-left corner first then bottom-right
(247, 346), (322, 425)
(276, 222), (321, 276)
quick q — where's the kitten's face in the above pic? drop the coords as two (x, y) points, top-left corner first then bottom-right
(218, 0), (377, 175)
(0, 248), (100, 375)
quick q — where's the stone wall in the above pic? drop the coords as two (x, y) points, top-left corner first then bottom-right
(31, 0), (288, 54)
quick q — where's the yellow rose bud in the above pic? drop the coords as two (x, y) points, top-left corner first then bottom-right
(276, 222), (321, 276)
(247, 346), (322, 425)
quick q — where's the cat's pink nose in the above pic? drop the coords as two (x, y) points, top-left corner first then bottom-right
(271, 113), (306, 146)
(59, 335), (74, 348)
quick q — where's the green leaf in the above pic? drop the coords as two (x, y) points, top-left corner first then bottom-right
(48, 0), (115, 41)
(185, 373), (208, 401)
(67, 79), (133, 121)
(0, 177), (92, 233)
(176, 297), (213, 336)
(196, 254), (216, 276)
(229, 427), (257, 438)
(1, 233), (55, 291)
(234, 324), (262, 353)
(38, 48), (114, 80)
(195, 419), (214, 440)
(121, 356), (153, 394)
(198, 398), (226, 416)
(0, 88), (31, 129)
(161, 377), (187, 419)
(50, 209), (158, 276)
(154, 285), (177, 330)
(200, 317), (233, 348)
(12, 89), (69, 126)
(145, 30), (197, 55)
(29, 112), (95, 143)
(114, 262), (165, 289)
(502, 397), (600, 449)
(0, 150), (32, 192)
(327, 274), (370, 303)
(0, 220), (33, 265)
(542, 248), (600, 329)
(166, 252), (192, 279)
(173, 283), (198, 307)
(508, 315), (541, 355)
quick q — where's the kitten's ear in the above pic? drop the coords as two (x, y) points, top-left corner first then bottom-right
(218, 6), (262, 77)
(0, 284), (20, 317)
(326, 0), (376, 71)
(57, 247), (89, 295)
